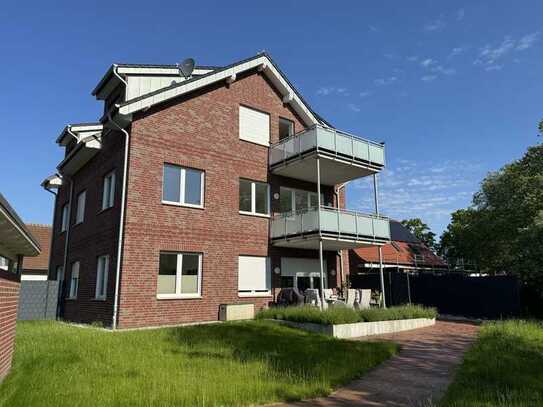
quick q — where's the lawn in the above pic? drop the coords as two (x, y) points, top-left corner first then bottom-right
(0, 320), (397, 407)
(257, 304), (437, 325)
(441, 320), (543, 406)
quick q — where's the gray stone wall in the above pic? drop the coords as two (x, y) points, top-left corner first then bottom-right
(17, 281), (59, 320)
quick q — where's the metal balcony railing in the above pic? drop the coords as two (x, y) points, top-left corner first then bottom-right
(270, 206), (390, 242)
(269, 124), (385, 168)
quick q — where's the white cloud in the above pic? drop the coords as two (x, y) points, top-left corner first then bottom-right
(421, 75), (437, 82)
(420, 58), (435, 68)
(316, 86), (349, 96)
(432, 65), (456, 75)
(424, 19), (446, 32)
(359, 91), (372, 98)
(374, 76), (398, 86)
(475, 33), (539, 70)
(516, 32), (539, 50)
(456, 8), (465, 21)
(448, 47), (465, 58)
(349, 159), (484, 233)
(369, 25), (379, 32)
(407, 56), (419, 62)
(383, 53), (395, 59)
(347, 103), (361, 112)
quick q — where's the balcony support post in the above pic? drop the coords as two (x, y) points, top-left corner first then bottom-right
(316, 156), (326, 309)
(373, 173), (387, 309)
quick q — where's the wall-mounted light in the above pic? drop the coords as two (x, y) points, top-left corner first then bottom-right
(273, 192), (280, 200)
(330, 269), (336, 276)
(274, 267), (281, 275)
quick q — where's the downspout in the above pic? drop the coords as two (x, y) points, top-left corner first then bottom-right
(112, 64), (128, 86)
(334, 182), (347, 293)
(61, 177), (74, 317)
(108, 111), (130, 330)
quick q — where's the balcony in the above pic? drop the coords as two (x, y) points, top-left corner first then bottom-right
(271, 206), (390, 250)
(269, 125), (385, 185)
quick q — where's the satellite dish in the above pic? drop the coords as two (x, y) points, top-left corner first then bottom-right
(178, 58), (195, 78)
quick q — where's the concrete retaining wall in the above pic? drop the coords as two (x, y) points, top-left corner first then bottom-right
(276, 318), (436, 339)
(17, 280), (59, 320)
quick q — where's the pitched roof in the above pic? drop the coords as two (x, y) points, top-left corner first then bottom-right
(23, 224), (51, 271)
(0, 193), (40, 257)
(351, 220), (446, 268)
(116, 53), (331, 128)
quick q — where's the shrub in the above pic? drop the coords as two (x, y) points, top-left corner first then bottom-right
(257, 304), (437, 325)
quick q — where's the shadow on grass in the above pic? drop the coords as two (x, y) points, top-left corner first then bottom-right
(167, 320), (397, 388)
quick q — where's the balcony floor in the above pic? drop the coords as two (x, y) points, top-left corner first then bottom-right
(270, 151), (380, 186)
(271, 233), (388, 251)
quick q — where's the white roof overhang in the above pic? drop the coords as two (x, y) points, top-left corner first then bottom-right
(56, 123), (103, 146)
(0, 195), (40, 259)
(41, 174), (63, 190)
(57, 135), (102, 176)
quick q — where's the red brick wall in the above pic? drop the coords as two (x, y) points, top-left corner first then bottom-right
(118, 70), (339, 328)
(0, 271), (20, 382)
(49, 130), (125, 326)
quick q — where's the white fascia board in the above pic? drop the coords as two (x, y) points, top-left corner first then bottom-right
(71, 124), (103, 133)
(117, 67), (213, 76)
(118, 56), (319, 127)
(41, 174), (63, 189)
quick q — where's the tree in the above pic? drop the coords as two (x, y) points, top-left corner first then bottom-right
(400, 218), (436, 250)
(539, 120), (543, 136)
(439, 143), (543, 293)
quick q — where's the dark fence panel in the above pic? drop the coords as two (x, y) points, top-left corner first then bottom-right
(17, 280), (59, 320)
(351, 272), (521, 319)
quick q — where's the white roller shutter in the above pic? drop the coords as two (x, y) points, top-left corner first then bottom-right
(239, 106), (270, 146)
(238, 256), (270, 293)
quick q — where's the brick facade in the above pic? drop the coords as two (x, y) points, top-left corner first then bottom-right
(0, 271), (20, 381)
(50, 67), (351, 329)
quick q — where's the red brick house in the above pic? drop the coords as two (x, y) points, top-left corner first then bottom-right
(21, 224), (51, 281)
(0, 193), (40, 381)
(350, 220), (447, 274)
(42, 53), (390, 329)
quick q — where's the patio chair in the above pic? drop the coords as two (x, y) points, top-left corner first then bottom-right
(304, 289), (321, 308)
(345, 289), (359, 308)
(358, 289), (372, 309)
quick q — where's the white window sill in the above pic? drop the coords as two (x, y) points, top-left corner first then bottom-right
(239, 211), (270, 218)
(238, 292), (272, 298)
(162, 201), (205, 210)
(157, 294), (202, 300)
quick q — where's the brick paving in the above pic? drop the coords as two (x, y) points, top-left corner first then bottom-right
(271, 321), (480, 407)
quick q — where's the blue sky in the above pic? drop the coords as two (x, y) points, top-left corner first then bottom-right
(1, 0), (541, 236)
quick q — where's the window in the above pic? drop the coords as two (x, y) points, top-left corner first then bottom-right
(61, 204), (69, 232)
(95, 255), (109, 300)
(0, 256), (11, 272)
(279, 187), (324, 213)
(239, 179), (269, 216)
(102, 171), (116, 210)
(162, 164), (204, 207)
(239, 105), (270, 146)
(75, 190), (86, 224)
(279, 118), (294, 140)
(68, 262), (80, 299)
(238, 256), (271, 296)
(56, 265), (64, 282)
(157, 252), (202, 299)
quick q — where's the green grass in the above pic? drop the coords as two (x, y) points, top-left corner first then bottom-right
(0, 320), (398, 407)
(441, 320), (543, 407)
(257, 304), (437, 325)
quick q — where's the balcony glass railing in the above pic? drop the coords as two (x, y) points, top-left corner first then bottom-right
(270, 125), (385, 167)
(271, 206), (390, 241)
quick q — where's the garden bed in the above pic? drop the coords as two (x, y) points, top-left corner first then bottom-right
(258, 305), (437, 338)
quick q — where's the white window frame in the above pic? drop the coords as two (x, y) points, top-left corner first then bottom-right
(75, 190), (86, 224)
(102, 171), (116, 210)
(157, 252), (202, 299)
(68, 261), (80, 299)
(161, 164), (205, 209)
(61, 204), (69, 232)
(238, 256), (272, 297)
(278, 117), (295, 140)
(239, 179), (270, 217)
(95, 255), (109, 300)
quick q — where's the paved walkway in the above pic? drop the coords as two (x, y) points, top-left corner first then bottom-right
(272, 321), (479, 407)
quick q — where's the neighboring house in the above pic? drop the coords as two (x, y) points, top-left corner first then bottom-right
(349, 220), (447, 274)
(0, 193), (40, 381)
(21, 224), (51, 281)
(42, 53), (390, 329)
